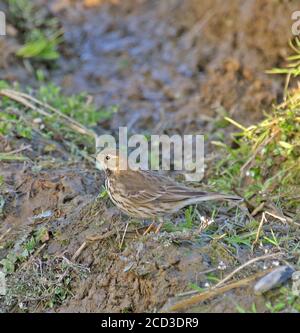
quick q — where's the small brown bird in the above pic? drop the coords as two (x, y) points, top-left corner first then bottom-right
(96, 149), (241, 232)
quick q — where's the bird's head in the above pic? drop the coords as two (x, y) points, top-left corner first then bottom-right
(95, 148), (125, 173)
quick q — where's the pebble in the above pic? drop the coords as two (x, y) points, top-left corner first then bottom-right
(292, 271), (300, 296)
(0, 271), (6, 296)
(254, 265), (295, 295)
(204, 282), (210, 288)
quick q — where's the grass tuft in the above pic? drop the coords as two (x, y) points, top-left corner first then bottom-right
(210, 91), (300, 213)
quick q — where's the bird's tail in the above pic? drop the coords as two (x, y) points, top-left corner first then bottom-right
(173, 191), (243, 212)
(192, 191), (243, 203)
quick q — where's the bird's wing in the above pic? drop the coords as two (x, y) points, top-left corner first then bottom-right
(116, 170), (205, 204)
(158, 184), (208, 202)
(114, 170), (240, 206)
(116, 170), (165, 203)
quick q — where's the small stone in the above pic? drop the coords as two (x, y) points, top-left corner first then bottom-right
(291, 271), (300, 296)
(204, 282), (210, 288)
(254, 265), (295, 295)
(0, 271), (6, 296)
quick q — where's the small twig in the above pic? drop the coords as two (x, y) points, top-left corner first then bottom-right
(252, 209), (290, 249)
(252, 212), (267, 248)
(283, 72), (292, 99)
(0, 89), (97, 139)
(72, 229), (117, 261)
(71, 241), (87, 262)
(197, 267), (219, 276)
(143, 221), (156, 235)
(2, 90), (96, 163)
(1, 144), (31, 156)
(251, 202), (265, 217)
(175, 290), (201, 298)
(265, 211), (287, 224)
(119, 222), (129, 249)
(17, 91), (96, 138)
(23, 90), (96, 139)
(265, 202), (294, 225)
(0, 89), (51, 117)
(167, 268), (274, 312)
(213, 252), (282, 289)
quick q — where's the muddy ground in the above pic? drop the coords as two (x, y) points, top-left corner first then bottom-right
(0, 0), (299, 312)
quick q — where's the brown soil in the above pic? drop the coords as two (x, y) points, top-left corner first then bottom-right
(0, 0), (298, 312)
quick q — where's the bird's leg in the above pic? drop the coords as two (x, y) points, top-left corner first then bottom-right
(155, 217), (164, 234)
(143, 219), (156, 235)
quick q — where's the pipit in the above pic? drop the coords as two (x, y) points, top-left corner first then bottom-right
(96, 149), (242, 233)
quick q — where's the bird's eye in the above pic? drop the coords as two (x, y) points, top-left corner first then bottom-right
(105, 155), (110, 161)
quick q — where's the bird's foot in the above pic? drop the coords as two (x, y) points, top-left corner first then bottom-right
(143, 218), (164, 235)
(155, 222), (163, 234)
(143, 221), (156, 235)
